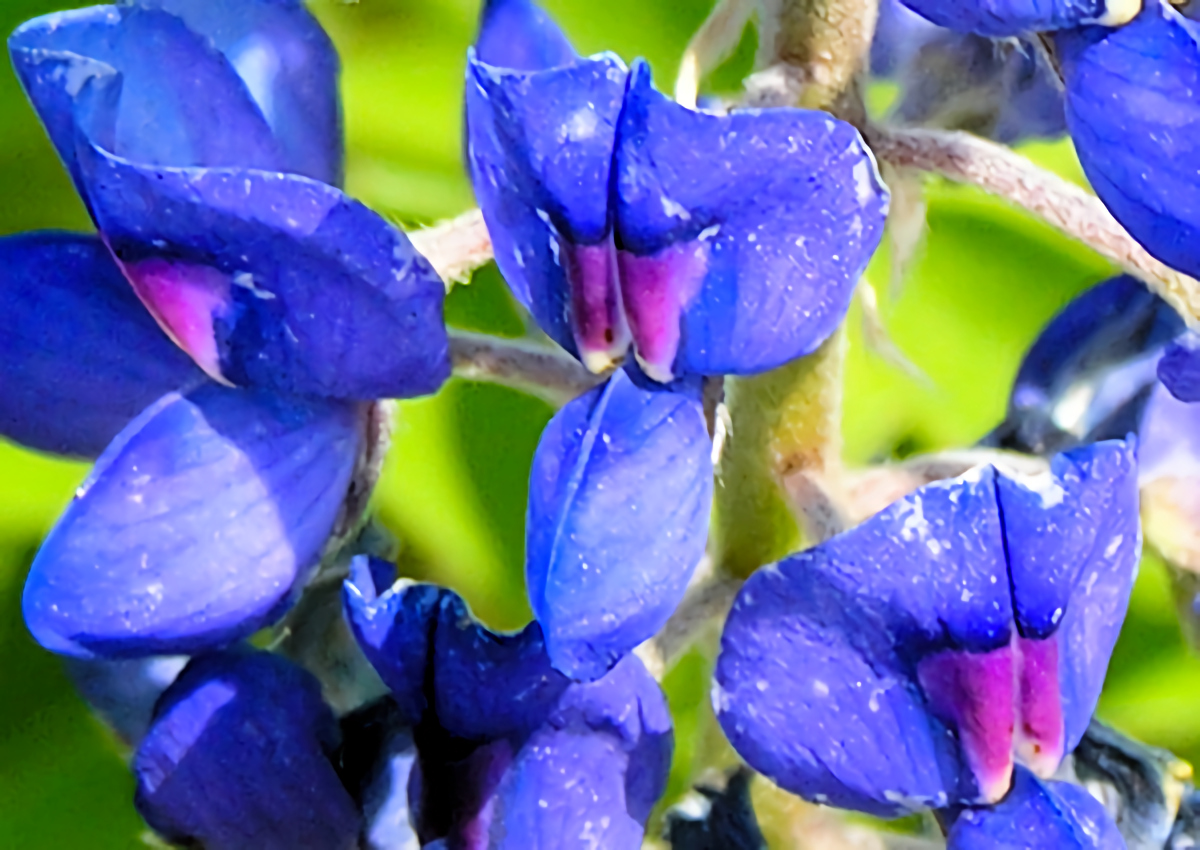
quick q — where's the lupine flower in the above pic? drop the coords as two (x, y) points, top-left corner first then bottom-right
(945, 765), (1126, 849)
(3, 1), (450, 657)
(1055, 1), (1200, 282)
(715, 440), (1139, 817)
(897, 0), (1143, 37)
(467, 0), (888, 677)
(133, 647), (361, 850)
(341, 556), (673, 849)
(987, 277), (1200, 650)
(985, 275), (1182, 457)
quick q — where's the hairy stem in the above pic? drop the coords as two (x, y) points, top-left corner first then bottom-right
(449, 330), (603, 405)
(867, 125), (1200, 328)
(409, 208), (493, 287)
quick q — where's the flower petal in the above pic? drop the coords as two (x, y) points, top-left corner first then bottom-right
(1157, 335), (1200, 403)
(79, 145), (449, 398)
(432, 593), (570, 742)
(526, 370), (712, 679)
(342, 557), (447, 725)
(0, 231), (203, 458)
(988, 276), (1179, 456)
(1056, 3), (1200, 280)
(715, 469), (1011, 816)
(134, 0), (344, 185)
(475, 0), (577, 71)
(65, 655), (188, 746)
(1140, 382), (1200, 483)
(414, 654), (671, 848)
(613, 61), (888, 380)
(899, 0), (1137, 37)
(23, 385), (362, 658)
(947, 766), (1125, 849)
(134, 648), (360, 850)
(9, 5), (281, 194)
(465, 53), (630, 368)
(997, 441), (1140, 757)
(337, 696), (422, 850)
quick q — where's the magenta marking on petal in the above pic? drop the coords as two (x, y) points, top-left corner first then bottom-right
(917, 644), (1015, 803)
(119, 257), (233, 384)
(1014, 636), (1065, 778)
(617, 241), (708, 383)
(565, 238), (630, 374)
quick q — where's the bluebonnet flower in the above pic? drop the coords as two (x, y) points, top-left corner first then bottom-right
(2, 1), (450, 657)
(714, 441), (1139, 820)
(1054, 2), (1200, 281)
(893, 1), (1200, 282)
(133, 647), (362, 850)
(946, 765), (1126, 848)
(985, 275), (1183, 457)
(987, 276), (1200, 649)
(897, 0), (1143, 37)
(467, 0), (888, 678)
(341, 556), (673, 849)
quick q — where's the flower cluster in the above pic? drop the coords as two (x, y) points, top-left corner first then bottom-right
(4, 0), (1200, 847)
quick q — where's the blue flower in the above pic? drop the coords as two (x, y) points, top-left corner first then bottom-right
(465, 0), (887, 677)
(945, 766), (1126, 849)
(896, 0), (1141, 37)
(986, 275), (1182, 457)
(466, 3), (888, 383)
(990, 276), (1200, 651)
(341, 556), (674, 849)
(714, 440), (1139, 815)
(3, 1), (450, 657)
(133, 647), (361, 850)
(1054, 2), (1200, 282)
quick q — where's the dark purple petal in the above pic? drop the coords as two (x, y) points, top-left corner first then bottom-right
(134, 649), (360, 850)
(432, 594), (570, 742)
(613, 61), (888, 381)
(475, 0), (577, 72)
(65, 655), (187, 746)
(134, 0), (344, 185)
(1158, 336), (1200, 403)
(996, 441), (1140, 755)
(9, 5), (282, 195)
(79, 145), (449, 399)
(0, 231), (204, 458)
(526, 370), (712, 680)
(465, 53), (630, 368)
(342, 557), (446, 725)
(947, 766), (1125, 849)
(989, 276), (1178, 456)
(1056, 3), (1200, 280)
(23, 385), (362, 658)
(899, 0), (1129, 36)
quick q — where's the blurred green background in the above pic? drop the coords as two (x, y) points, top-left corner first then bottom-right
(0, 0), (1194, 846)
